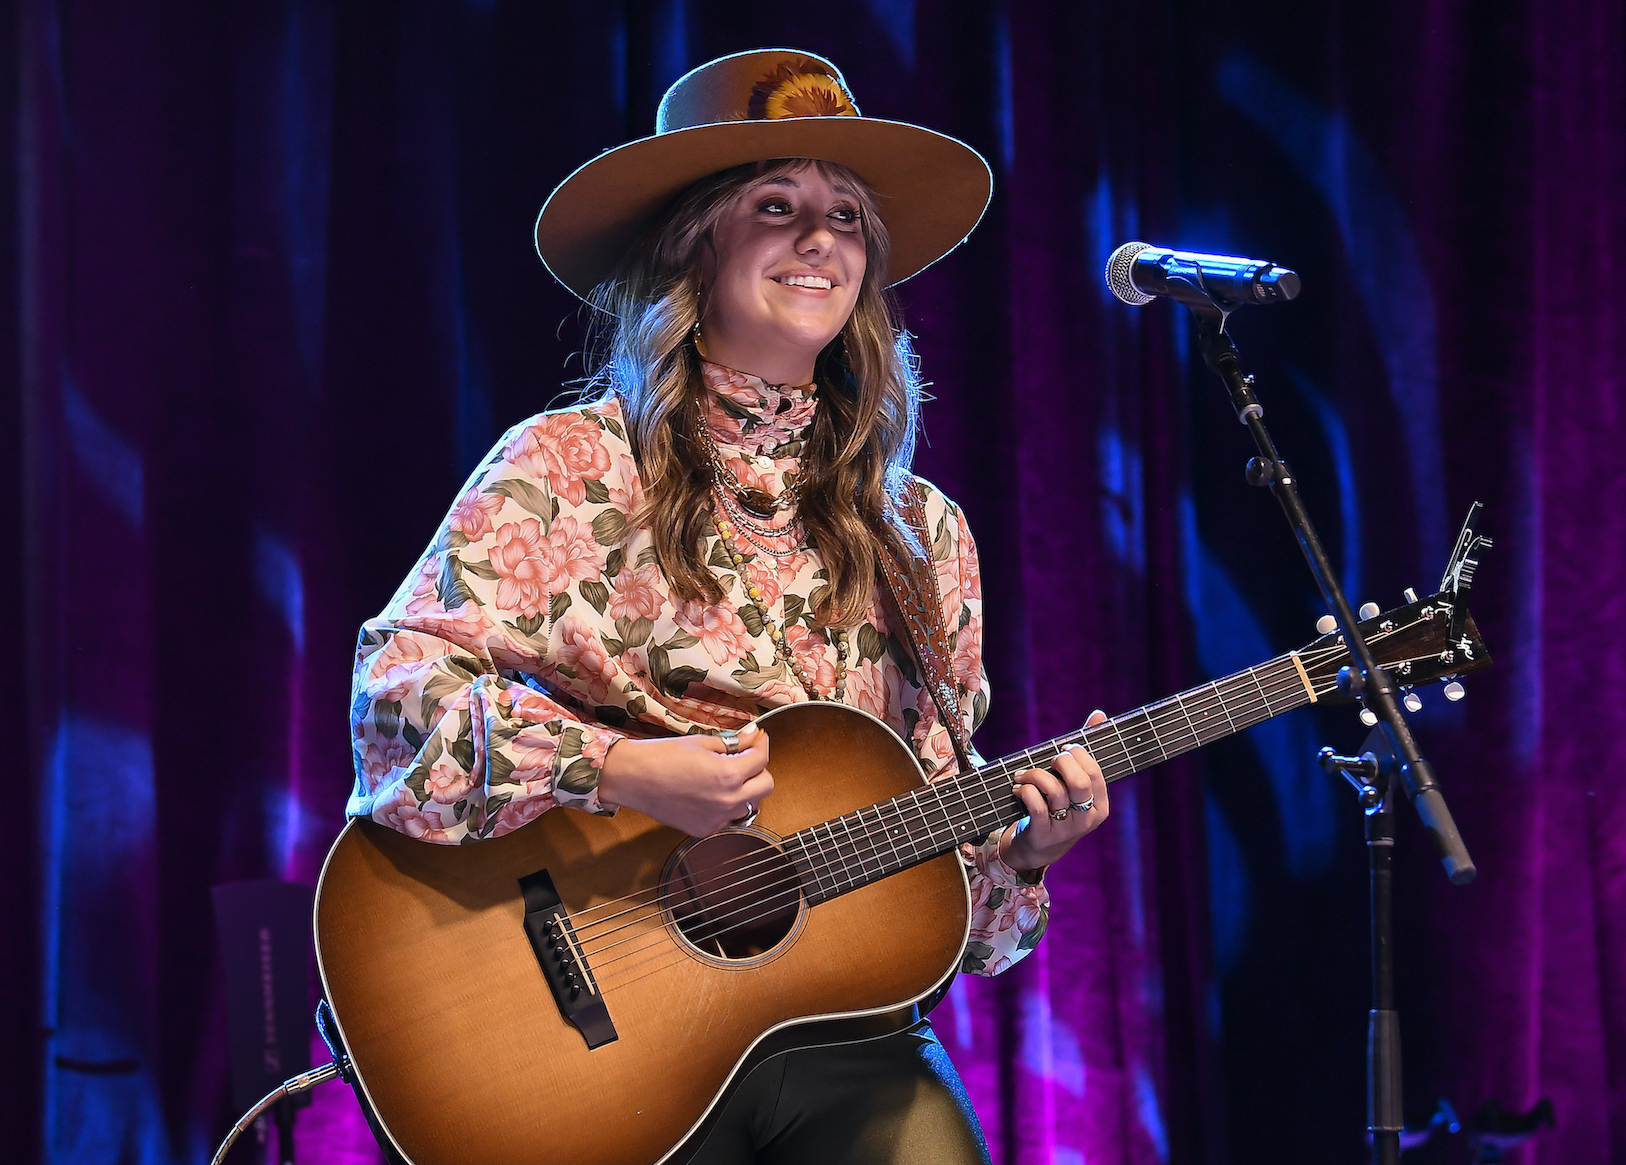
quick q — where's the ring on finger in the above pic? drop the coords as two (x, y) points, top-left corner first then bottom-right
(1070, 798), (1094, 812)
(1048, 807), (1070, 821)
(718, 728), (741, 755)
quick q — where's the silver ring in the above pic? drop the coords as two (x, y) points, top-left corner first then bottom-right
(1048, 807), (1070, 822)
(718, 728), (741, 755)
(731, 802), (755, 827)
(1070, 798), (1095, 813)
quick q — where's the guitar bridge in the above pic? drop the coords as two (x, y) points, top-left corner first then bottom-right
(519, 869), (618, 1049)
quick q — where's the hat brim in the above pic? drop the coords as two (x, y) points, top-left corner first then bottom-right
(535, 117), (993, 301)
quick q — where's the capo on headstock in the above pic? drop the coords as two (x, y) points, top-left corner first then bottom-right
(1440, 502), (1493, 642)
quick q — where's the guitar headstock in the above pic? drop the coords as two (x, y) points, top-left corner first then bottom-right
(1298, 592), (1493, 702)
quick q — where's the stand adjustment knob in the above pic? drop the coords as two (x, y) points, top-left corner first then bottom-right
(1358, 602), (1381, 620)
(1316, 614), (1337, 635)
(1443, 681), (1465, 701)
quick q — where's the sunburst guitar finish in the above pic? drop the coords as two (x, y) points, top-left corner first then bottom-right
(316, 703), (969, 1165)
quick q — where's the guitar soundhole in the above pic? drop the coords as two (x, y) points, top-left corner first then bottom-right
(665, 833), (801, 962)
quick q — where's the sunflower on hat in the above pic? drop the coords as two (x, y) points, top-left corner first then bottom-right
(748, 61), (858, 120)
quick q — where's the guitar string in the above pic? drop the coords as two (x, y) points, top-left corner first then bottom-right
(562, 618), (1437, 955)
(581, 640), (1455, 982)
(565, 645), (1370, 959)
(582, 647), (1450, 982)
(577, 632), (1455, 974)
(578, 666), (1334, 969)
(570, 663), (1334, 965)
(557, 639), (1362, 938)
(562, 659), (1323, 947)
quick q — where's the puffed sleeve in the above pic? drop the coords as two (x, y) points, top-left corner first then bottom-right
(347, 419), (625, 845)
(910, 486), (1050, 977)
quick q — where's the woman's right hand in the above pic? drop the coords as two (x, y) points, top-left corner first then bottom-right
(596, 723), (773, 837)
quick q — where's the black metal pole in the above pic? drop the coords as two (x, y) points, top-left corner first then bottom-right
(1192, 314), (1475, 884)
(1319, 744), (1404, 1164)
(1366, 761), (1402, 1165)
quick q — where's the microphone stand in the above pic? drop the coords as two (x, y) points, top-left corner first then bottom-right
(1187, 306), (1476, 1165)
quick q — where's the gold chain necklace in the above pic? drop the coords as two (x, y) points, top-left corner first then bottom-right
(701, 427), (801, 517)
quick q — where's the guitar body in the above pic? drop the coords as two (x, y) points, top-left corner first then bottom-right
(315, 702), (972, 1165)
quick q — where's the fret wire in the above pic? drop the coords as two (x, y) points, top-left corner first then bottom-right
(974, 758), (1008, 836)
(790, 833), (830, 902)
(796, 653), (1332, 902)
(867, 803), (905, 875)
(1120, 707), (1166, 769)
(909, 790), (936, 861)
(1177, 686), (1225, 749)
(947, 765), (983, 843)
(899, 788), (931, 862)
(1211, 678), (1240, 735)
(1138, 702), (1177, 764)
(903, 787), (935, 854)
(846, 806), (877, 877)
(879, 798), (912, 872)
(918, 782), (962, 854)
(1246, 664), (1276, 717)
(1163, 693), (1205, 755)
(821, 819), (858, 896)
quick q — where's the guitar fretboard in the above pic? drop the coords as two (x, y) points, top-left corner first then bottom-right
(784, 652), (1316, 904)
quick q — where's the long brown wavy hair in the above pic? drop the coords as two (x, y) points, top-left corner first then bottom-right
(582, 159), (923, 629)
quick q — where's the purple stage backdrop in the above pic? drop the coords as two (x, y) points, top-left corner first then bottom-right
(6, 2), (1623, 1164)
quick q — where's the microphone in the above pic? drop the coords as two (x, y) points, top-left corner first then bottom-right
(1105, 242), (1301, 312)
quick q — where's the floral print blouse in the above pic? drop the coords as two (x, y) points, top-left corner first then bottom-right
(348, 362), (1049, 976)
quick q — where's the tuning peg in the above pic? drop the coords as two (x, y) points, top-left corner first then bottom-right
(1360, 709), (1378, 727)
(1358, 602), (1381, 620)
(1403, 690), (1423, 713)
(1443, 681), (1465, 702)
(1316, 614), (1338, 634)
(1404, 588), (1419, 603)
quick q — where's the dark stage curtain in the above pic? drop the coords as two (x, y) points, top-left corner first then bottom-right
(7, 2), (1623, 1163)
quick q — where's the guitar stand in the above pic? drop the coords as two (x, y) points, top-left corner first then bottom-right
(1183, 302), (1481, 1165)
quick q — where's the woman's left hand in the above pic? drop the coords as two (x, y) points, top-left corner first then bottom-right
(1001, 710), (1111, 873)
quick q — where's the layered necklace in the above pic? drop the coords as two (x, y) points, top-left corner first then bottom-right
(698, 413), (805, 556)
(697, 366), (847, 702)
(712, 513), (848, 702)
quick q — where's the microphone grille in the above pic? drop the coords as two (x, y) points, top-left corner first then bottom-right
(1105, 242), (1155, 306)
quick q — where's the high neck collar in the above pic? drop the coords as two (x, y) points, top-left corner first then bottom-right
(700, 360), (818, 458)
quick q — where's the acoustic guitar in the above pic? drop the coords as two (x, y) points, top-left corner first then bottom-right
(315, 589), (1489, 1165)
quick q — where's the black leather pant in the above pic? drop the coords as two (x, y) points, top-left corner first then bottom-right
(689, 1019), (992, 1165)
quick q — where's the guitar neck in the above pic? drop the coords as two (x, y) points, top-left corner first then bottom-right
(784, 651), (1318, 904)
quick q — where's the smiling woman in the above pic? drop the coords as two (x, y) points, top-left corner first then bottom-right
(343, 48), (1113, 1165)
(701, 166), (869, 382)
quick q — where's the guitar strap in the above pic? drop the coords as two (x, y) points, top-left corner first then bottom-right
(875, 480), (974, 775)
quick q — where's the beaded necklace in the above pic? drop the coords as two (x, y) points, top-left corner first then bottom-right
(713, 514), (848, 702)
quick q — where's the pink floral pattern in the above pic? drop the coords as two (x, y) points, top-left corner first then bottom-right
(349, 365), (1042, 976)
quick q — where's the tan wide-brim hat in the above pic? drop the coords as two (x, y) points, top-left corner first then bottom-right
(535, 49), (993, 301)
